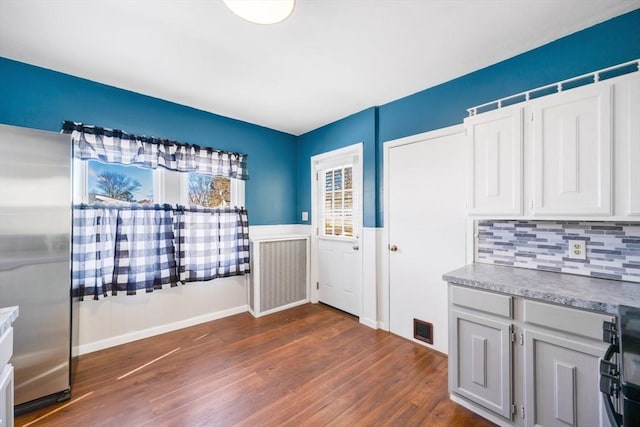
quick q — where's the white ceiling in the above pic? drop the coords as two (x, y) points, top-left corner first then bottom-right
(0, 1), (637, 136)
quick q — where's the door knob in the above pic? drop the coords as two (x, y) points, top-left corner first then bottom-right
(389, 245), (398, 252)
(352, 244), (359, 251)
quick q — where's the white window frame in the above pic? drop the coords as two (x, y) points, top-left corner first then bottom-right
(312, 144), (363, 243)
(73, 158), (88, 203)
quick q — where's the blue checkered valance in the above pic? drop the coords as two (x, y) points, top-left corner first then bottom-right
(62, 121), (249, 180)
(72, 203), (250, 300)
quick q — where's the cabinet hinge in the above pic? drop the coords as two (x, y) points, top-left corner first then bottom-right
(530, 111), (534, 122)
(520, 333), (524, 346)
(521, 405), (525, 419)
(316, 282), (319, 290)
(511, 403), (517, 416)
(511, 332), (517, 343)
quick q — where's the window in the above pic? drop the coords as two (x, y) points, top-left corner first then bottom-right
(322, 165), (353, 237)
(74, 160), (244, 207)
(188, 174), (231, 208)
(86, 160), (154, 203)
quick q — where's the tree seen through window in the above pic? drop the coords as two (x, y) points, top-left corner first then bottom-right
(88, 160), (153, 203)
(188, 174), (231, 208)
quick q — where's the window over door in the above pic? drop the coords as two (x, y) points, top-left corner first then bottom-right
(321, 165), (353, 237)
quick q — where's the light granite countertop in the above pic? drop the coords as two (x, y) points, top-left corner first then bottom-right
(443, 264), (640, 316)
(0, 306), (18, 337)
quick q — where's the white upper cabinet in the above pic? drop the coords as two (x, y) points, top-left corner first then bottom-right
(531, 82), (613, 216)
(466, 106), (523, 215)
(627, 76), (640, 215)
(465, 71), (640, 219)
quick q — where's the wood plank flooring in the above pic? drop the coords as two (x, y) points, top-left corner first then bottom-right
(16, 303), (495, 427)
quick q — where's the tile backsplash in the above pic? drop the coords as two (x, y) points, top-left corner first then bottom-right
(477, 220), (640, 283)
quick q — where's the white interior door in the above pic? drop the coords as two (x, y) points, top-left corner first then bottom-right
(387, 128), (466, 354)
(313, 146), (362, 317)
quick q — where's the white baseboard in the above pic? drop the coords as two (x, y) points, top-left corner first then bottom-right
(250, 298), (309, 318)
(359, 317), (377, 329)
(78, 304), (248, 355)
(377, 320), (388, 331)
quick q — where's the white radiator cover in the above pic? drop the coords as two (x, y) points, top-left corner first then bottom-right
(249, 235), (310, 317)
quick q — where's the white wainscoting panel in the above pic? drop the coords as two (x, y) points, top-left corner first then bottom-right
(360, 227), (379, 329)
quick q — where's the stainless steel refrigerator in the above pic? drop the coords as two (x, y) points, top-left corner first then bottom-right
(0, 124), (77, 413)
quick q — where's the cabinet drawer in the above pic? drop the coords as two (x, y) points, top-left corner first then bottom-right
(451, 285), (512, 318)
(0, 327), (12, 368)
(523, 299), (612, 340)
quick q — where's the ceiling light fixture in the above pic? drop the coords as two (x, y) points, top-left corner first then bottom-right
(223, 0), (295, 25)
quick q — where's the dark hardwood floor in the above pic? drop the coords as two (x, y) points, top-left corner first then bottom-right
(16, 303), (494, 427)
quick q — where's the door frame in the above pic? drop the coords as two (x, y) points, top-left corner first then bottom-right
(310, 143), (364, 313)
(382, 124), (466, 331)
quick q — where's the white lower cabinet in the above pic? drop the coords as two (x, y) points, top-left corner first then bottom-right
(451, 309), (513, 419)
(0, 364), (13, 427)
(0, 325), (13, 427)
(449, 284), (612, 427)
(524, 329), (605, 427)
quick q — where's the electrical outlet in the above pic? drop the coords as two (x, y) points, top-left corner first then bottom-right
(568, 240), (587, 260)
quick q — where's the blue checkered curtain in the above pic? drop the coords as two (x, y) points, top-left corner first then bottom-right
(113, 204), (179, 295)
(176, 207), (250, 282)
(73, 203), (179, 299)
(62, 121), (249, 180)
(72, 205), (119, 300)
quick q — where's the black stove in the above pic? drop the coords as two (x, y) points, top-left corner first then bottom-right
(601, 305), (640, 426)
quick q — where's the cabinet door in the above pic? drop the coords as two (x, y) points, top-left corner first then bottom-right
(532, 83), (612, 215)
(466, 106), (523, 215)
(0, 364), (13, 427)
(627, 76), (640, 215)
(524, 329), (607, 427)
(450, 310), (513, 419)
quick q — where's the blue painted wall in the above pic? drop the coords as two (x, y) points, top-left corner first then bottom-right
(0, 58), (298, 225)
(2, 10), (639, 228)
(297, 9), (640, 227)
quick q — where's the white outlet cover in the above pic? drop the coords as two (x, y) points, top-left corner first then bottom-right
(568, 240), (587, 260)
